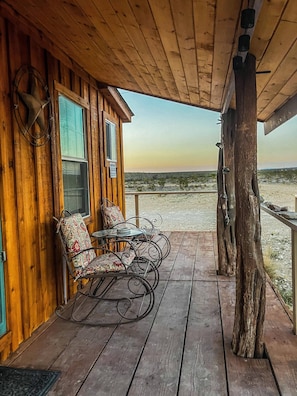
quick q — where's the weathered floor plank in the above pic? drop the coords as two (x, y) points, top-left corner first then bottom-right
(76, 281), (168, 396)
(158, 231), (183, 280)
(128, 280), (192, 396)
(265, 283), (297, 396)
(193, 232), (218, 281)
(179, 281), (227, 396)
(169, 231), (198, 281)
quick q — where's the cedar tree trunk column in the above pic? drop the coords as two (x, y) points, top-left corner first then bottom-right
(231, 53), (266, 358)
(217, 109), (236, 276)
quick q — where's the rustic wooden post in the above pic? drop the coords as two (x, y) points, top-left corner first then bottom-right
(217, 109), (236, 276)
(231, 53), (266, 358)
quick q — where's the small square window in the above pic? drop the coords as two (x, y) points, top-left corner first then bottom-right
(106, 120), (117, 162)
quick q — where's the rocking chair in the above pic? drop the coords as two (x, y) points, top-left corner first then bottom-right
(101, 198), (171, 263)
(54, 211), (155, 326)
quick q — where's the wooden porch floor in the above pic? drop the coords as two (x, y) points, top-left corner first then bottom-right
(4, 231), (297, 395)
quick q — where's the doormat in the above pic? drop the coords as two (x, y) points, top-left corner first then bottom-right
(0, 366), (60, 396)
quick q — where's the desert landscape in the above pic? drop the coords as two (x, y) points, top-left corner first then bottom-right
(125, 169), (297, 310)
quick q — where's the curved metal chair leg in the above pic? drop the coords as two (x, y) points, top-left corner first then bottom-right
(152, 233), (171, 260)
(131, 257), (160, 290)
(134, 239), (162, 267)
(55, 273), (155, 326)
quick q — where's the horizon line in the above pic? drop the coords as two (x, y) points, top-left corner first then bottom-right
(124, 166), (297, 174)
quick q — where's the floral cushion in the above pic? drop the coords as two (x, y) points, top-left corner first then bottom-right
(102, 205), (125, 228)
(60, 213), (96, 269)
(76, 249), (136, 279)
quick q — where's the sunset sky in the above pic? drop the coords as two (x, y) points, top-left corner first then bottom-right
(120, 89), (297, 173)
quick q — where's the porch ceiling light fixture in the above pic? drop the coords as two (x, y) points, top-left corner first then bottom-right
(241, 8), (255, 29)
(235, 7), (255, 58)
(238, 34), (250, 52)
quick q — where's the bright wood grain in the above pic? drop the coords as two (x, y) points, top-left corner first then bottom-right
(170, 0), (199, 104)
(0, 14), (129, 359)
(9, 22), (39, 340)
(128, 0), (175, 97)
(193, 0), (216, 107)
(148, 0), (189, 102)
(0, 19), (23, 355)
(256, 21), (297, 97)
(212, 0), (242, 110)
(30, 38), (56, 323)
(1, 0), (297, 121)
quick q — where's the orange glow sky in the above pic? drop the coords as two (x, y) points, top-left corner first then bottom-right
(120, 90), (297, 173)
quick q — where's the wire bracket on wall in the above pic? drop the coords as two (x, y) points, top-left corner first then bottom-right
(13, 65), (53, 147)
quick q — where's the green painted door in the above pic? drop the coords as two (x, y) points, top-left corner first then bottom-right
(0, 220), (6, 336)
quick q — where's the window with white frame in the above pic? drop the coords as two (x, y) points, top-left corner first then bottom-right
(105, 119), (117, 162)
(59, 95), (90, 216)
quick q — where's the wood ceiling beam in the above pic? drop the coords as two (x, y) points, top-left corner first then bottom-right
(221, 0), (264, 115)
(264, 93), (297, 134)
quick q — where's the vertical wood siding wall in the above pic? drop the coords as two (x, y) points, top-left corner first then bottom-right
(0, 15), (126, 359)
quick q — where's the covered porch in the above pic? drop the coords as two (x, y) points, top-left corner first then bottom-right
(0, 0), (296, 362)
(4, 231), (296, 395)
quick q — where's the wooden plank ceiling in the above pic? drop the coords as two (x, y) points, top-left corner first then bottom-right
(2, 0), (297, 131)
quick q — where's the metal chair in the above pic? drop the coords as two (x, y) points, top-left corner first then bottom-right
(54, 210), (155, 326)
(101, 198), (171, 263)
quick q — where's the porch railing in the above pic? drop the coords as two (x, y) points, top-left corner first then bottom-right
(125, 190), (217, 228)
(261, 197), (297, 334)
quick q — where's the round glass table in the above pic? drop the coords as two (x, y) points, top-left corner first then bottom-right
(92, 228), (144, 240)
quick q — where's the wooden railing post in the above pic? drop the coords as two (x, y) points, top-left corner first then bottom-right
(291, 229), (297, 334)
(293, 195), (297, 334)
(134, 194), (139, 227)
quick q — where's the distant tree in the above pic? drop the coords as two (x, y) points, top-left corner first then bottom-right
(179, 177), (188, 190)
(158, 179), (166, 189)
(148, 182), (156, 191)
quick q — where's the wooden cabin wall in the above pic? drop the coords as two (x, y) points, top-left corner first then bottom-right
(0, 14), (126, 360)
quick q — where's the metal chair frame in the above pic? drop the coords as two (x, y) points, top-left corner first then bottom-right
(101, 198), (171, 263)
(54, 210), (156, 326)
